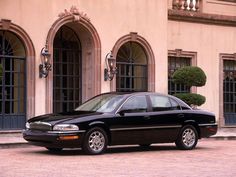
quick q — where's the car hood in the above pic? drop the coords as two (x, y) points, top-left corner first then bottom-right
(28, 111), (103, 125)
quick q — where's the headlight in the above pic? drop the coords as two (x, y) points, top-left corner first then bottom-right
(53, 124), (79, 131)
(26, 122), (30, 129)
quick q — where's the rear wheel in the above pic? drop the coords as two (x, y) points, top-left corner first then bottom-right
(82, 127), (108, 155)
(175, 125), (198, 150)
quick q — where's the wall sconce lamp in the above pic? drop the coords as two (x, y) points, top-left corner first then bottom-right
(39, 46), (51, 78)
(104, 51), (117, 81)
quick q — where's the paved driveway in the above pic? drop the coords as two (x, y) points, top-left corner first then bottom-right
(0, 139), (236, 177)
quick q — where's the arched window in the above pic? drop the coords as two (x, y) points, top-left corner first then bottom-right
(0, 30), (26, 129)
(116, 42), (148, 92)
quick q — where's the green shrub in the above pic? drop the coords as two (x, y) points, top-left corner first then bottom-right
(172, 66), (207, 107)
(174, 93), (206, 107)
(172, 66), (206, 87)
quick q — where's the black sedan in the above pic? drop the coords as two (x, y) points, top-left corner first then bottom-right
(23, 92), (217, 155)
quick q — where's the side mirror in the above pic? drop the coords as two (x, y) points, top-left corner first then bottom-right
(117, 109), (134, 116)
(117, 110), (126, 116)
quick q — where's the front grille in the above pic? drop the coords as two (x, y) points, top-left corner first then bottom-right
(29, 122), (52, 131)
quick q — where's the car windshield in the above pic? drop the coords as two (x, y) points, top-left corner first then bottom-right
(75, 94), (124, 113)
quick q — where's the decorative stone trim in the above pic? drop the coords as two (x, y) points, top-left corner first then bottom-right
(58, 6), (90, 22)
(1, 19), (11, 30)
(168, 49), (197, 66)
(168, 9), (236, 27)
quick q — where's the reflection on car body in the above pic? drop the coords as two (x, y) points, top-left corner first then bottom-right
(23, 92), (217, 155)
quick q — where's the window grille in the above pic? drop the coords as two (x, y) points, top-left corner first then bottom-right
(168, 56), (191, 95)
(0, 30), (26, 129)
(223, 60), (236, 125)
(116, 42), (148, 92)
(53, 26), (82, 113)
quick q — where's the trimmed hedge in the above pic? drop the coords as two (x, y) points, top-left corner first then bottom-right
(174, 93), (206, 107)
(172, 66), (206, 87)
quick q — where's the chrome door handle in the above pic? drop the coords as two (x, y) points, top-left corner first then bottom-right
(178, 114), (184, 118)
(143, 115), (151, 120)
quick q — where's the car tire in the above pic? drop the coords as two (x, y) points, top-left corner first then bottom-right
(82, 127), (108, 155)
(46, 147), (63, 152)
(175, 125), (198, 150)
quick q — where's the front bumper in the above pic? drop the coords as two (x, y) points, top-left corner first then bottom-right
(23, 129), (86, 148)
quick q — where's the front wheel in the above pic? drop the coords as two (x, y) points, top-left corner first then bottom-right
(82, 127), (108, 155)
(175, 125), (198, 150)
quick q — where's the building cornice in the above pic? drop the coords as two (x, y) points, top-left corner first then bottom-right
(168, 9), (236, 27)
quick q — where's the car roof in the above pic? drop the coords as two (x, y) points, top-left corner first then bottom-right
(102, 91), (169, 97)
(101, 92), (192, 110)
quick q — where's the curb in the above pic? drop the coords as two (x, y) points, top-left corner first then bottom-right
(0, 142), (31, 149)
(209, 136), (236, 140)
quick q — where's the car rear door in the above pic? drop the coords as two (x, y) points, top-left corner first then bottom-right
(145, 94), (183, 143)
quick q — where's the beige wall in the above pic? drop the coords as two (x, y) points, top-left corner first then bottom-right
(202, 0), (236, 16)
(1, 0), (235, 123)
(0, 0), (168, 116)
(168, 20), (236, 122)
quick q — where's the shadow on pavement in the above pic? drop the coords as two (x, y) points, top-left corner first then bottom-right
(21, 143), (211, 156)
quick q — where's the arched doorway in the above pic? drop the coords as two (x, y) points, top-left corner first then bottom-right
(53, 25), (82, 113)
(116, 42), (148, 92)
(0, 30), (26, 129)
(45, 10), (101, 113)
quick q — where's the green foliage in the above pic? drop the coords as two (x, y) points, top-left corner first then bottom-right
(174, 93), (206, 107)
(172, 66), (206, 87)
(172, 66), (207, 107)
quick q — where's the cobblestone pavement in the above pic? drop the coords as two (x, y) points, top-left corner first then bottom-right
(0, 139), (236, 177)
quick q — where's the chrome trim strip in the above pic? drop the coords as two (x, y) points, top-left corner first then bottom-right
(199, 123), (218, 127)
(47, 130), (86, 134)
(110, 125), (181, 131)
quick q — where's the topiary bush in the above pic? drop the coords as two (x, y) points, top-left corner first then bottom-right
(174, 93), (206, 107)
(172, 66), (206, 87)
(172, 66), (207, 107)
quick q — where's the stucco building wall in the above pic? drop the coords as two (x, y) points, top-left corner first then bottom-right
(168, 20), (236, 122)
(0, 0), (236, 129)
(0, 0), (168, 116)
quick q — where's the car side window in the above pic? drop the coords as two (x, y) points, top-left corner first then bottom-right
(169, 98), (181, 110)
(120, 96), (148, 113)
(150, 95), (176, 112)
(150, 95), (181, 111)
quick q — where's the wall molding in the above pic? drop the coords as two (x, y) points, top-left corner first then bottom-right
(168, 9), (236, 27)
